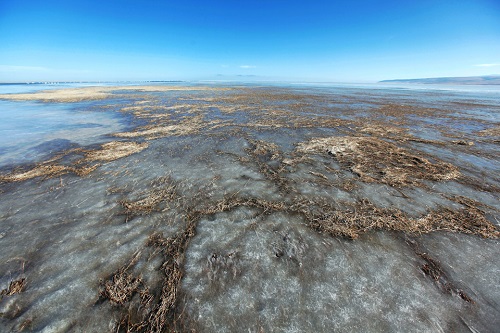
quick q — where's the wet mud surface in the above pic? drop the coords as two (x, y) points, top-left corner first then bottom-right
(0, 84), (499, 332)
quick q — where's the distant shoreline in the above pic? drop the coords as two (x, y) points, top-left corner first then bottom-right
(380, 75), (500, 85)
(0, 80), (185, 85)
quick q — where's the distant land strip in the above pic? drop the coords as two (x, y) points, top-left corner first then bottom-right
(380, 75), (500, 85)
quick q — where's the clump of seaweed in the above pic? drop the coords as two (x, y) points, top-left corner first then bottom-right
(287, 196), (385, 239)
(0, 140), (147, 183)
(245, 139), (292, 193)
(101, 218), (198, 332)
(199, 196), (286, 216)
(413, 206), (500, 239)
(359, 123), (408, 138)
(292, 196), (499, 240)
(114, 115), (223, 140)
(120, 176), (178, 217)
(1, 278), (26, 297)
(178, 189), (499, 241)
(0, 164), (98, 183)
(477, 125), (500, 137)
(134, 222), (197, 332)
(0, 165), (71, 183)
(248, 140), (281, 161)
(297, 136), (460, 186)
(100, 268), (142, 306)
(372, 104), (443, 119)
(167, 190), (498, 241)
(85, 141), (149, 162)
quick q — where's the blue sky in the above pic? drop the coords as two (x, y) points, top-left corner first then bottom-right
(0, 0), (499, 82)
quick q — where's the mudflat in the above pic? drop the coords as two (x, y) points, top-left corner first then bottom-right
(0, 84), (499, 332)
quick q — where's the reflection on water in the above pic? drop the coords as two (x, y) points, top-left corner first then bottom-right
(0, 100), (129, 168)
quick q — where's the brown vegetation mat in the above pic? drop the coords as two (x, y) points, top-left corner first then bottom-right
(245, 140), (292, 193)
(477, 125), (500, 137)
(359, 123), (408, 138)
(0, 278), (26, 297)
(100, 221), (198, 332)
(371, 104), (446, 119)
(297, 136), (460, 186)
(98, 175), (498, 331)
(114, 115), (223, 140)
(185, 89), (354, 129)
(0, 141), (146, 183)
(120, 103), (202, 118)
(199, 196), (287, 216)
(296, 197), (499, 239)
(231, 138), (497, 239)
(85, 141), (148, 162)
(179, 192), (499, 240)
(166, 193), (499, 241)
(0, 164), (97, 183)
(120, 177), (178, 217)
(100, 254), (143, 306)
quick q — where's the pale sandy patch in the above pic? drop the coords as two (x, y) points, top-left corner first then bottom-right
(0, 86), (230, 102)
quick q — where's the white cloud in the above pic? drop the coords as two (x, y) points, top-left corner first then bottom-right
(0, 65), (49, 72)
(240, 65), (256, 69)
(473, 63), (500, 67)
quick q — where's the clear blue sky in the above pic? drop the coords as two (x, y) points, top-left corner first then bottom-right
(0, 0), (499, 82)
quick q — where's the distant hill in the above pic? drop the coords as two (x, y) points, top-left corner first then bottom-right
(380, 75), (500, 85)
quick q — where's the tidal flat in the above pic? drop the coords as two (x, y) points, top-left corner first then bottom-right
(0, 83), (499, 332)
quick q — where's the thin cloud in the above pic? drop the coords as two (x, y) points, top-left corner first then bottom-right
(0, 65), (50, 72)
(473, 63), (500, 67)
(240, 65), (256, 69)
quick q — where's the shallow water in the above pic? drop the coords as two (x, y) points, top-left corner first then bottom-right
(0, 83), (499, 332)
(0, 100), (128, 168)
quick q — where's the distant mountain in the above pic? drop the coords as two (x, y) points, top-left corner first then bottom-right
(380, 75), (500, 85)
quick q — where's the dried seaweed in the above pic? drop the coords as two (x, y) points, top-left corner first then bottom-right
(245, 140), (292, 193)
(85, 141), (148, 162)
(114, 115), (222, 140)
(0, 140), (146, 183)
(0, 164), (98, 183)
(0, 278), (26, 297)
(120, 177), (178, 217)
(297, 196), (499, 239)
(192, 194), (499, 240)
(102, 218), (197, 332)
(477, 125), (500, 137)
(297, 136), (460, 186)
(100, 269), (142, 306)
